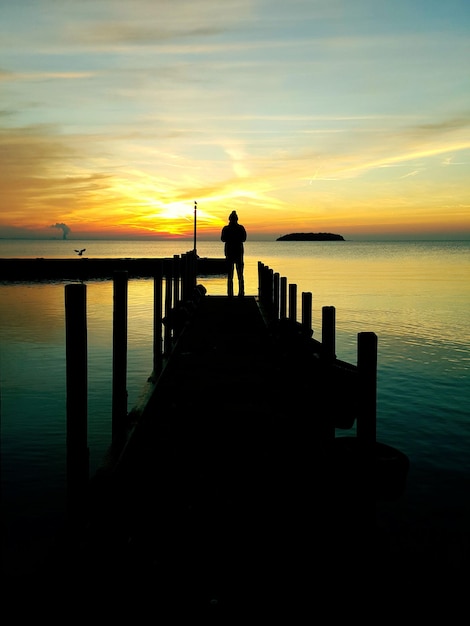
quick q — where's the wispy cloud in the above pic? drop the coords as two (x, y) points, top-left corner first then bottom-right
(1, 72), (97, 82)
(400, 170), (421, 179)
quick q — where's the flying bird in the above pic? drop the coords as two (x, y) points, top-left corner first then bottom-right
(74, 249), (86, 256)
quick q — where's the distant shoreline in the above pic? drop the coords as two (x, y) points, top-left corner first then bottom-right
(276, 232), (345, 241)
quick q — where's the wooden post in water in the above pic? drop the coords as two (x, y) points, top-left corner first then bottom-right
(193, 200), (197, 255)
(258, 263), (269, 309)
(320, 306), (336, 443)
(153, 262), (163, 375)
(164, 260), (173, 355)
(356, 331), (377, 533)
(65, 283), (89, 518)
(181, 252), (191, 302)
(280, 277), (287, 318)
(288, 283), (297, 321)
(180, 253), (187, 301)
(112, 271), (128, 446)
(301, 292), (312, 334)
(189, 251), (196, 298)
(259, 263), (273, 309)
(173, 254), (180, 305)
(322, 306), (336, 360)
(273, 272), (280, 321)
(267, 268), (274, 313)
(257, 261), (263, 301)
(357, 331), (377, 445)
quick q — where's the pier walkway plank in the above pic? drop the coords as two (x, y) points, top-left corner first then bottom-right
(53, 295), (371, 616)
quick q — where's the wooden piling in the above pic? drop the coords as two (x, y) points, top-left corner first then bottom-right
(288, 283), (297, 321)
(181, 252), (191, 302)
(301, 292), (312, 334)
(257, 261), (263, 300)
(357, 331), (377, 445)
(259, 262), (275, 313)
(153, 263), (163, 374)
(164, 262), (173, 355)
(260, 264), (272, 310)
(273, 272), (280, 320)
(280, 276), (287, 319)
(185, 250), (197, 297)
(112, 271), (128, 445)
(322, 306), (336, 360)
(65, 283), (89, 517)
(267, 268), (274, 314)
(173, 254), (180, 305)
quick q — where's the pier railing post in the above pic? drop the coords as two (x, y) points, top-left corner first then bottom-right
(267, 268), (274, 313)
(112, 270), (128, 446)
(190, 250), (197, 291)
(273, 272), (280, 320)
(257, 261), (263, 300)
(280, 277), (287, 318)
(258, 262), (274, 312)
(181, 252), (191, 302)
(153, 262), (163, 375)
(65, 283), (89, 518)
(288, 283), (297, 321)
(322, 306), (336, 360)
(357, 331), (377, 445)
(301, 292), (312, 335)
(173, 254), (180, 306)
(164, 260), (173, 355)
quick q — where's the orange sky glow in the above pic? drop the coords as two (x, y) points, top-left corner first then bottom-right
(1, 0), (469, 241)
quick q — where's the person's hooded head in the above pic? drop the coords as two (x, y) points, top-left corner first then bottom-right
(229, 211), (238, 222)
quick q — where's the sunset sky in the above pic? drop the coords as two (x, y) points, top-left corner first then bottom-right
(1, 0), (469, 241)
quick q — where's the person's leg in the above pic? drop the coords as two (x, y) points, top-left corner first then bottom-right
(227, 262), (234, 297)
(236, 260), (244, 296)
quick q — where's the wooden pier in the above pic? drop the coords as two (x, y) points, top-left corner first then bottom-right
(34, 254), (408, 617)
(8, 252), (409, 617)
(0, 255), (227, 281)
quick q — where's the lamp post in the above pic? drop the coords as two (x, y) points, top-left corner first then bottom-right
(193, 200), (197, 256)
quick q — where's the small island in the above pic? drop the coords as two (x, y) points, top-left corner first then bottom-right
(276, 232), (345, 241)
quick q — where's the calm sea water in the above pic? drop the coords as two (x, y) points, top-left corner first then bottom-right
(1, 238), (469, 575)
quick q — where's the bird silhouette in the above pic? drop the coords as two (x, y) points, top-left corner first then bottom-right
(74, 249), (86, 256)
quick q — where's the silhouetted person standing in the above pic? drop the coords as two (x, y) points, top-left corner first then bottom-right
(221, 210), (247, 297)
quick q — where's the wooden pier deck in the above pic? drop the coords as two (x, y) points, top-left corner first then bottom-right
(48, 292), (376, 617)
(0, 255), (227, 281)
